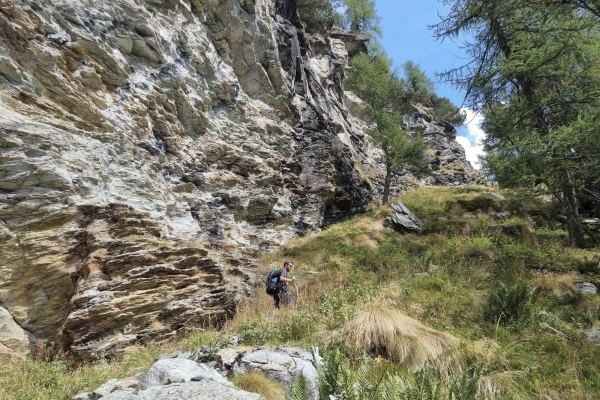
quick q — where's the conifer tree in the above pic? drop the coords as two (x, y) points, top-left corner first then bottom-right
(434, 0), (600, 247)
(346, 54), (426, 203)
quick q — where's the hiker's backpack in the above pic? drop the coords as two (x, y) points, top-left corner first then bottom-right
(265, 269), (281, 295)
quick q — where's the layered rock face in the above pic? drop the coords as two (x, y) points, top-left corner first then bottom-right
(0, 0), (481, 359)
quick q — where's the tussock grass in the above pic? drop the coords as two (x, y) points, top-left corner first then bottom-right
(230, 371), (286, 400)
(342, 304), (463, 377)
(533, 273), (577, 297)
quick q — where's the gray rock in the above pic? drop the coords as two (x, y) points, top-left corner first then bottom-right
(99, 391), (139, 400)
(384, 202), (424, 234)
(92, 378), (120, 397)
(482, 192), (505, 200)
(139, 359), (230, 390)
(217, 347), (243, 370)
(141, 381), (265, 400)
(274, 345), (314, 361)
(585, 329), (600, 346)
(102, 381), (266, 400)
(489, 224), (521, 236)
(575, 282), (597, 294)
(239, 349), (318, 399)
(71, 393), (92, 400)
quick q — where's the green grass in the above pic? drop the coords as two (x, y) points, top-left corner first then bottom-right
(2, 185), (600, 399)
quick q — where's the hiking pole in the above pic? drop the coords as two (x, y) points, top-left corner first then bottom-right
(293, 279), (299, 308)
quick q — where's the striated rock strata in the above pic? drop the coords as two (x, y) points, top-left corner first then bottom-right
(0, 0), (482, 358)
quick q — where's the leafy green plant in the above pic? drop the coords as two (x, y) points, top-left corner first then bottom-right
(291, 372), (311, 400)
(315, 347), (481, 400)
(483, 281), (539, 326)
(577, 255), (600, 275)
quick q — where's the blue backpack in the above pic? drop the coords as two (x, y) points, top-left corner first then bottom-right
(265, 269), (281, 295)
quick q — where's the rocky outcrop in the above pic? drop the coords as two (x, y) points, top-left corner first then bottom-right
(384, 202), (424, 234)
(0, 0), (483, 358)
(71, 345), (321, 400)
(355, 104), (487, 200)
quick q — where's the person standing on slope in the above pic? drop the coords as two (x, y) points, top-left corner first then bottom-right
(272, 260), (295, 310)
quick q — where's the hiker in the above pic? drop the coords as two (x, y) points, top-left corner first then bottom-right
(272, 260), (296, 310)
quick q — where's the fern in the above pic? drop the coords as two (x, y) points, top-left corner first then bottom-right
(483, 281), (539, 326)
(411, 365), (440, 400)
(318, 346), (344, 400)
(316, 348), (482, 400)
(292, 372), (311, 400)
(448, 367), (480, 400)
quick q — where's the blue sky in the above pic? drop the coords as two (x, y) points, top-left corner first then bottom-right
(375, 0), (485, 167)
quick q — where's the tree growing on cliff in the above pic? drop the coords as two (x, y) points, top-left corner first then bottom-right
(434, 0), (600, 247)
(346, 54), (426, 203)
(400, 61), (465, 127)
(335, 0), (383, 55)
(296, 0), (342, 35)
(339, 0), (381, 35)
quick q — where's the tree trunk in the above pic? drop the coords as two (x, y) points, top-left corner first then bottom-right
(563, 185), (586, 248)
(382, 166), (392, 204)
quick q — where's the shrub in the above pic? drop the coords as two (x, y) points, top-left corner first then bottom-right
(577, 255), (600, 275)
(297, 0), (340, 35)
(456, 197), (500, 212)
(483, 281), (539, 326)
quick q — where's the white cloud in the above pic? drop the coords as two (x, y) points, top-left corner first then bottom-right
(461, 107), (486, 143)
(456, 136), (484, 170)
(456, 107), (486, 169)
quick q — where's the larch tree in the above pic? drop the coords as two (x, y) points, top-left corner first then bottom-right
(434, 0), (600, 247)
(346, 54), (426, 204)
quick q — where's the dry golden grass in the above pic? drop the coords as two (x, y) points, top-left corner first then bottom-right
(468, 339), (503, 366)
(478, 370), (529, 400)
(533, 273), (577, 297)
(341, 304), (464, 377)
(230, 371), (286, 400)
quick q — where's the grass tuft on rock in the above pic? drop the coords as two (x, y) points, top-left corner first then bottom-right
(230, 371), (286, 400)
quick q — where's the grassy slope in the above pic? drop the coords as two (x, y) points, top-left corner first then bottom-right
(1, 186), (600, 399)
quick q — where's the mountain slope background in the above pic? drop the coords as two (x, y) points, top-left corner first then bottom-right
(2, 186), (600, 399)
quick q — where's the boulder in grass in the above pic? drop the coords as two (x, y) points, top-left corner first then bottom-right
(384, 202), (424, 234)
(585, 329), (600, 346)
(575, 282), (597, 294)
(138, 358), (230, 390)
(236, 347), (319, 400)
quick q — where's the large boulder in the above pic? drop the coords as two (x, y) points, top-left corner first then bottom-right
(384, 202), (424, 234)
(139, 358), (230, 390)
(235, 346), (319, 399)
(100, 380), (265, 400)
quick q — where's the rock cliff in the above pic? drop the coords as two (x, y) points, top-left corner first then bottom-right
(0, 0), (482, 359)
